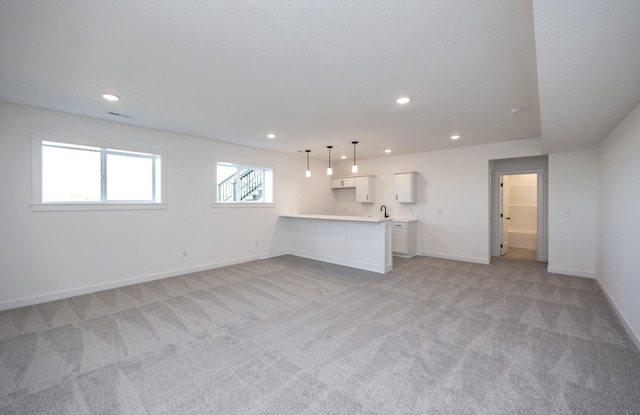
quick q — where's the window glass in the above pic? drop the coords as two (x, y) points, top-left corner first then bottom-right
(216, 162), (272, 203)
(107, 153), (154, 201)
(42, 143), (101, 202)
(39, 140), (163, 204)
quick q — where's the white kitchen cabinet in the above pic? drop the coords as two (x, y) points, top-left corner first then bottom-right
(355, 176), (375, 203)
(391, 219), (417, 257)
(331, 177), (356, 188)
(394, 172), (417, 203)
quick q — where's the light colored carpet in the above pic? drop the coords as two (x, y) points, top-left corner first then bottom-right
(1, 255), (639, 414)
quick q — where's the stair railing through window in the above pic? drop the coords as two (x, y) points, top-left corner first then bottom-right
(216, 162), (272, 203)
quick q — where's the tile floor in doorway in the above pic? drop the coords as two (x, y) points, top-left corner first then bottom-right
(502, 247), (539, 261)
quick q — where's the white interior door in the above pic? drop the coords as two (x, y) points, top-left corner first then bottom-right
(500, 176), (510, 255)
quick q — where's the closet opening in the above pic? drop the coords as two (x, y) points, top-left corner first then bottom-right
(490, 155), (548, 263)
(499, 173), (538, 260)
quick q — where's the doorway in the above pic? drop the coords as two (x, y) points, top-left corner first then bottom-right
(500, 174), (538, 259)
(491, 167), (547, 262)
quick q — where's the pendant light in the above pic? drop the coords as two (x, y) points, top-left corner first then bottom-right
(305, 150), (311, 177)
(351, 141), (359, 173)
(326, 146), (333, 175)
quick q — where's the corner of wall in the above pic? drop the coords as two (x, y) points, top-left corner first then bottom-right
(594, 274), (640, 352)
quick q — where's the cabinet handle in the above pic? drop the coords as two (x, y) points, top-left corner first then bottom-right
(396, 194), (398, 200)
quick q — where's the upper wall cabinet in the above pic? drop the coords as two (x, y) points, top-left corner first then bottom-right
(394, 172), (417, 203)
(355, 176), (375, 203)
(331, 175), (375, 203)
(330, 177), (356, 188)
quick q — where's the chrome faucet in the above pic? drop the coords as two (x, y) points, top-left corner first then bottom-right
(380, 205), (388, 218)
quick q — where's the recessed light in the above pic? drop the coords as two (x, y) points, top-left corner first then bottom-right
(102, 94), (120, 102)
(385, 149), (392, 153)
(341, 155), (347, 159)
(267, 134), (276, 139)
(451, 135), (461, 140)
(396, 97), (411, 104)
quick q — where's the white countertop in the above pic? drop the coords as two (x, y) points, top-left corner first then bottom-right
(280, 214), (391, 223)
(392, 217), (418, 223)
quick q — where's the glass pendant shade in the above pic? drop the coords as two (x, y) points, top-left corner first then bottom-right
(351, 141), (358, 173)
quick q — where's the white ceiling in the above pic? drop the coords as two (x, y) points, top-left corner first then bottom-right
(533, 0), (640, 153)
(1, 1), (638, 160)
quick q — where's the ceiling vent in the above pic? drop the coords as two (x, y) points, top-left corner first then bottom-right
(108, 112), (132, 118)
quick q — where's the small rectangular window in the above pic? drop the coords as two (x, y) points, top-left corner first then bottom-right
(32, 136), (166, 210)
(216, 162), (273, 203)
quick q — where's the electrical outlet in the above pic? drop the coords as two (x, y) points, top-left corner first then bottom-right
(254, 241), (259, 247)
(182, 251), (187, 257)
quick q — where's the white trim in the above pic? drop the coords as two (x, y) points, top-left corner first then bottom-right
(212, 203), (275, 209)
(31, 137), (42, 203)
(594, 276), (640, 352)
(546, 266), (594, 278)
(0, 251), (287, 311)
(31, 203), (168, 212)
(418, 251), (490, 265)
(31, 133), (169, 157)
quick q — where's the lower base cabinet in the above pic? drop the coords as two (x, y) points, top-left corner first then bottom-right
(392, 219), (417, 258)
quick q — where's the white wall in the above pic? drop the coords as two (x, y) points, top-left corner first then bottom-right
(547, 151), (597, 277)
(2, 100), (621, 322)
(596, 102), (640, 349)
(329, 138), (544, 264)
(0, 102), (334, 309)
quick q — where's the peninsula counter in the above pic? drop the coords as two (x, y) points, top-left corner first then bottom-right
(280, 214), (393, 273)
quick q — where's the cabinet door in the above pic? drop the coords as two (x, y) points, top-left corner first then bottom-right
(392, 227), (407, 254)
(395, 173), (415, 203)
(331, 178), (355, 188)
(355, 177), (374, 203)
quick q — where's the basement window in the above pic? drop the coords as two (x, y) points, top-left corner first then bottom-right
(31, 135), (167, 211)
(215, 162), (273, 204)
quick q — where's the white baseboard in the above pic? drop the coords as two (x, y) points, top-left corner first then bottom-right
(594, 275), (640, 352)
(0, 251), (287, 311)
(546, 266), (594, 279)
(418, 251), (490, 265)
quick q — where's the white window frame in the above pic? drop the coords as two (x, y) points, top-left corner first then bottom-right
(213, 161), (274, 208)
(31, 134), (168, 211)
